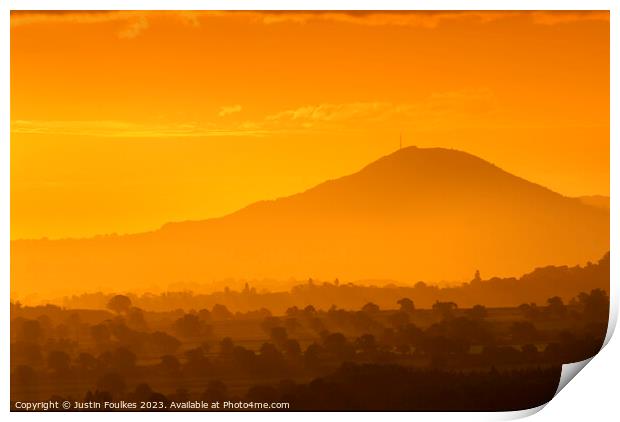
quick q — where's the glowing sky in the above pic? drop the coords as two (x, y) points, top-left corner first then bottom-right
(11, 11), (609, 239)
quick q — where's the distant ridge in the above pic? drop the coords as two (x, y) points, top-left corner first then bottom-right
(11, 147), (609, 298)
(577, 195), (609, 210)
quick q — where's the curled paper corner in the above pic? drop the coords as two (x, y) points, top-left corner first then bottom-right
(496, 403), (548, 420)
(603, 301), (618, 348)
(555, 357), (594, 396)
(497, 356), (597, 420)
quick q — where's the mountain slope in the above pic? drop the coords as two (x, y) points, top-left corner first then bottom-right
(11, 147), (609, 299)
(578, 195), (609, 210)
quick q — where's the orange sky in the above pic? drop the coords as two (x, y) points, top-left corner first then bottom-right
(10, 11), (609, 240)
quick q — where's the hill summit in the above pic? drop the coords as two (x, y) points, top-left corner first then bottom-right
(12, 147), (609, 298)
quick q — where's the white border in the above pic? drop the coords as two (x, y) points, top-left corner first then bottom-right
(2, 1), (617, 420)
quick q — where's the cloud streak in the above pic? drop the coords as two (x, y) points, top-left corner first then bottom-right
(11, 89), (497, 138)
(117, 15), (149, 39)
(10, 120), (268, 138)
(11, 10), (608, 34)
(219, 105), (242, 117)
(207, 11), (608, 28)
(11, 11), (152, 38)
(263, 89), (496, 130)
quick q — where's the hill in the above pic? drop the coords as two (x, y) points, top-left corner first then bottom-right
(578, 195), (610, 210)
(11, 147), (609, 299)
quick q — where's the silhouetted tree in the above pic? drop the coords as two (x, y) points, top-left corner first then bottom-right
(90, 324), (111, 348)
(518, 303), (541, 321)
(578, 289), (609, 321)
(270, 327), (288, 348)
(21, 320), (43, 343)
(107, 295), (132, 315)
(304, 343), (323, 370)
(467, 305), (488, 320)
(259, 343), (286, 374)
(284, 318), (301, 333)
(388, 311), (410, 328)
(197, 308), (212, 321)
(355, 334), (378, 354)
(304, 305), (317, 315)
(432, 301), (458, 320)
(260, 316), (282, 334)
(184, 347), (210, 376)
(211, 304), (233, 320)
(126, 307), (148, 330)
(286, 306), (300, 316)
(149, 331), (181, 355)
(172, 313), (212, 339)
(283, 339), (302, 360)
(362, 303), (380, 314)
(323, 332), (354, 360)
(397, 298), (415, 313)
(547, 296), (567, 318)
(219, 337), (234, 356)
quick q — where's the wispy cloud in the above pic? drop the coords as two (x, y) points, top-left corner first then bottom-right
(208, 11), (507, 28)
(11, 11), (152, 39)
(10, 120), (267, 138)
(530, 11), (610, 25)
(218, 105), (242, 117)
(11, 11), (608, 35)
(11, 89), (497, 138)
(263, 89), (496, 130)
(117, 15), (149, 39)
(266, 102), (392, 125)
(210, 11), (609, 27)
